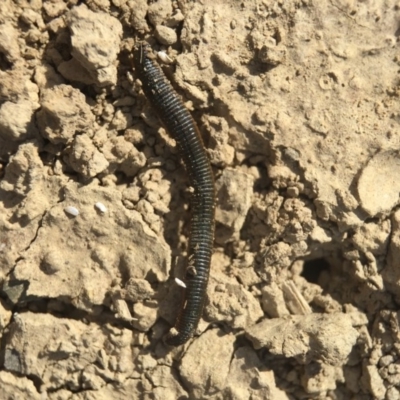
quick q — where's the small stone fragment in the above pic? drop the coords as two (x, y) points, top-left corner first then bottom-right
(131, 302), (158, 331)
(130, 0), (149, 32)
(206, 272), (263, 329)
(384, 209), (400, 298)
(0, 371), (41, 400)
(258, 44), (287, 66)
(0, 301), (12, 338)
(225, 347), (290, 400)
(149, 365), (188, 399)
(362, 364), (386, 400)
(154, 25), (177, 45)
(246, 313), (359, 366)
(180, 329), (235, 398)
(113, 298), (134, 322)
(302, 363), (343, 394)
(357, 150), (400, 216)
(67, 4), (123, 86)
(206, 116), (235, 166)
(37, 85), (95, 144)
(3, 312), (134, 390)
(215, 167), (253, 241)
(351, 220), (390, 256)
(0, 22), (20, 62)
(68, 135), (109, 178)
(0, 101), (36, 141)
(122, 278), (155, 302)
(148, 0), (173, 26)
(261, 282), (290, 318)
(57, 57), (97, 85)
(0, 142), (43, 196)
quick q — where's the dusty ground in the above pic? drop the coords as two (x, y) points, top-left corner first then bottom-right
(1, 0), (400, 399)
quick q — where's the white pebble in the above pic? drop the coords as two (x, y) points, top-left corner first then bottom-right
(64, 206), (79, 217)
(95, 202), (107, 213)
(0, 243), (5, 252)
(175, 277), (187, 288)
(157, 51), (173, 64)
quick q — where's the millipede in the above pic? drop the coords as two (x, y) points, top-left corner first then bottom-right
(133, 43), (216, 346)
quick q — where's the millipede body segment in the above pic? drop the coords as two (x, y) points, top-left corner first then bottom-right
(133, 44), (215, 346)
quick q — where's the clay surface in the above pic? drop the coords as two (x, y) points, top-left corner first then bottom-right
(1, 1), (400, 399)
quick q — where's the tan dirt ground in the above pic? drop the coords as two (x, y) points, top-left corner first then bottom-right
(1, 0), (400, 399)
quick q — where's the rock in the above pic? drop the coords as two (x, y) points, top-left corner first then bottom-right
(301, 363), (344, 394)
(383, 209), (400, 298)
(246, 313), (359, 366)
(0, 371), (41, 400)
(224, 347), (290, 400)
(261, 282), (290, 318)
(148, 365), (187, 399)
(180, 329), (235, 398)
(66, 4), (122, 86)
(3, 312), (134, 391)
(70, 379), (143, 399)
(215, 167), (253, 242)
(362, 365), (386, 400)
(36, 84), (95, 144)
(34, 63), (65, 88)
(0, 22), (20, 62)
(68, 134), (109, 178)
(131, 302), (158, 331)
(0, 301), (12, 339)
(0, 142), (44, 196)
(43, 1), (67, 18)
(0, 100), (37, 141)
(148, 0), (173, 26)
(57, 57), (97, 85)
(100, 136), (146, 177)
(206, 270), (263, 329)
(357, 150), (400, 216)
(205, 116), (235, 166)
(129, 0), (149, 32)
(258, 43), (287, 66)
(351, 220), (390, 255)
(121, 278), (155, 302)
(154, 25), (177, 45)
(0, 68), (40, 105)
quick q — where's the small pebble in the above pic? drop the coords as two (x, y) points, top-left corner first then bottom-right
(154, 25), (177, 45)
(95, 202), (107, 213)
(64, 206), (79, 216)
(175, 277), (186, 288)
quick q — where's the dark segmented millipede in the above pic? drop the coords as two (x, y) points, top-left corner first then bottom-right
(133, 43), (215, 346)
